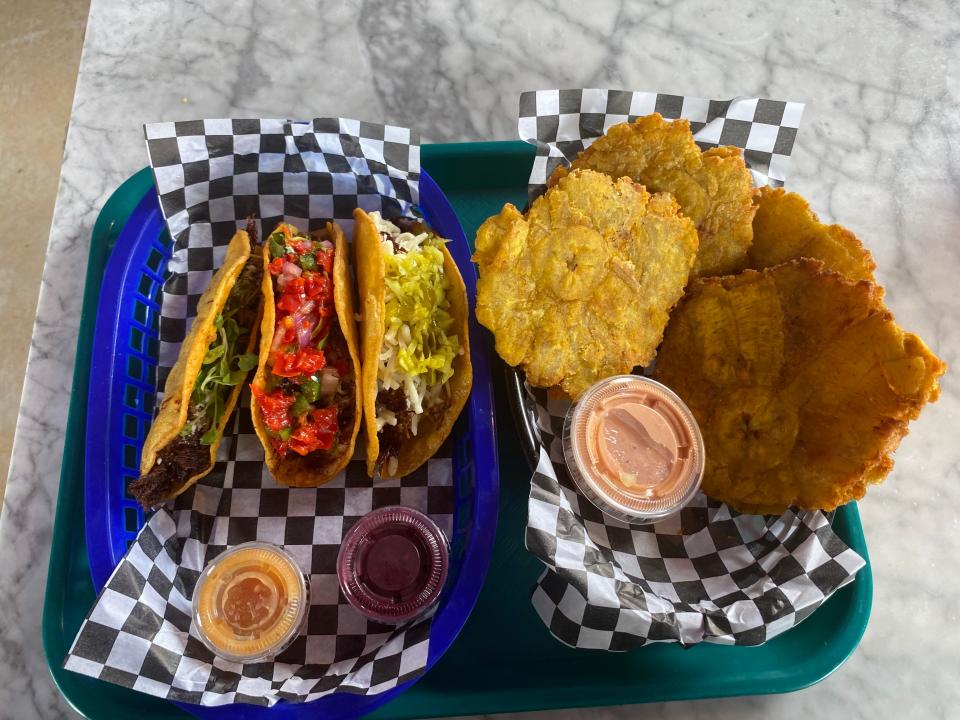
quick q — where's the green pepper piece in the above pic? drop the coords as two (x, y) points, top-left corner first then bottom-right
(269, 236), (285, 259)
(300, 253), (316, 271)
(301, 377), (320, 403)
(279, 427), (293, 441)
(292, 394), (311, 416)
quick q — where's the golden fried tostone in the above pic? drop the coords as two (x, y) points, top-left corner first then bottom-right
(473, 168), (699, 400)
(550, 113), (756, 278)
(654, 259), (945, 514)
(749, 186), (877, 282)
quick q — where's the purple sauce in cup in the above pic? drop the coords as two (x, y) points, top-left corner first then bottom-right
(337, 506), (449, 624)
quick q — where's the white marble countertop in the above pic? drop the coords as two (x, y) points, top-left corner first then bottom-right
(2, 0), (958, 718)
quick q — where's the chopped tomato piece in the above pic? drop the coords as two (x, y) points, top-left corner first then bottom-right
(270, 353), (299, 377)
(295, 347), (327, 374)
(271, 346), (327, 377)
(250, 385), (294, 433)
(268, 257), (285, 275)
(302, 273), (331, 302)
(279, 316), (295, 344)
(278, 289), (304, 314)
(288, 406), (339, 456)
(316, 249), (334, 274)
(292, 238), (313, 254)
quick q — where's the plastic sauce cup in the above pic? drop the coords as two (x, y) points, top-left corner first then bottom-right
(562, 375), (704, 524)
(337, 506), (449, 624)
(192, 542), (308, 663)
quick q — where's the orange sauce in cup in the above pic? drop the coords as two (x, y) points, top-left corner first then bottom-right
(193, 542), (308, 662)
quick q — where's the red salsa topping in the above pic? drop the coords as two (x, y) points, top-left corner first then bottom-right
(252, 223), (351, 459)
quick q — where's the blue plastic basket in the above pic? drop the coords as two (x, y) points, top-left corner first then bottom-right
(83, 170), (499, 719)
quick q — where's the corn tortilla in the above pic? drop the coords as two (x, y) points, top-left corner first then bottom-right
(249, 222), (363, 486)
(353, 209), (472, 478)
(138, 230), (260, 501)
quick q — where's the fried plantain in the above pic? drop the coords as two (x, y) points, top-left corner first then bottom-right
(749, 186), (877, 281)
(654, 259), (945, 514)
(550, 113), (756, 278)
(473, 169), (698, 400)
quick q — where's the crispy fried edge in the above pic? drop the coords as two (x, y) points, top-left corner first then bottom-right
(548, 114), (756, 278)
(749, 186), (878, 282)
(476, 169), (698, 399)
(655, 258), (945, 513)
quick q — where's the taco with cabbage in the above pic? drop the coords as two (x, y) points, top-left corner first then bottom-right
(249, 222), (362, 486)
(130, 227), (263, 508)
(353, 209), (472, 478)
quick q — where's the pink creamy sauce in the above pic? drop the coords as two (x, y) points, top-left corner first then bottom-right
(584, 396), (693, 499)
(565, 376), (703, 521)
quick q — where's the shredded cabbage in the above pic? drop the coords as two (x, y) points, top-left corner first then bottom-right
(371, 213), (459, 430)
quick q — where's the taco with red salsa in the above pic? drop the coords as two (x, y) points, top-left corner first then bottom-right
(249, 222), (362, 486)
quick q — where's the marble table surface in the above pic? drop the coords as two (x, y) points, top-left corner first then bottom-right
(2, 0), (958, 718)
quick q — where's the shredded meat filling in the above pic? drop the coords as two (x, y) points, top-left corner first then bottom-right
(375, 388), (414, 471)
(129, 430), (208, 507)
(374, 388), (451, 473)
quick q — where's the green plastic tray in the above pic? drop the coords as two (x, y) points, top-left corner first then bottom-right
(42, 141), (872, 719)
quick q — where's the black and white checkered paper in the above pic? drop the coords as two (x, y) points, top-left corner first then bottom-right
(65, 119), (454, 706)
(520, 89), (804, 199)
(518, 91), (866, 650)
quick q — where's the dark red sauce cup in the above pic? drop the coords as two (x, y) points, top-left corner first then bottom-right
(337, 506), (449, 624)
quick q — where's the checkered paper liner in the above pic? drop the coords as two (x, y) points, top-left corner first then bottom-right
(518, 90), (866, 650)
(520, 89), (804, 199)
(65, 119), (455, 706)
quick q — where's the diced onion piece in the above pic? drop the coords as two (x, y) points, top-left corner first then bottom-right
(386, 456), (399, 477)
(296, 319), (315, 348)
(319, 367), (340, 396)
(271, 324), (287, 351)
(291, 300), (318, 348)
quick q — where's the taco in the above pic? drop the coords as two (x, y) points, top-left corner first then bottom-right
(249, 222), (362, 486)
(130, 227), (263, 508)
(353, 209), (472, 478)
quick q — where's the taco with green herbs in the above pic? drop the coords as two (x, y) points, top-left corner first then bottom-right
(249, 222), (362, 486)
(130, 228), (263, 508)
(354, 209), (472, 479)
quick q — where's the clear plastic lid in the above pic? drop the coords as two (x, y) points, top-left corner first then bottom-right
(337, 506), (449, 624)
(562, 375), (704, 524)
(192, 542), (308, 663)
